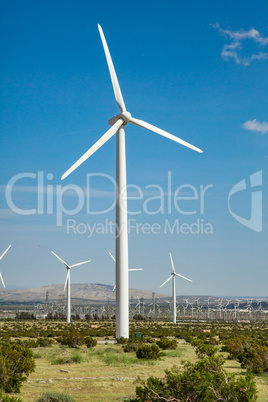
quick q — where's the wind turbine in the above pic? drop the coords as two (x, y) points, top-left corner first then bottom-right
(51, 251), (91, 323)
(160, 253), (192, 324)
(61, 25), (202, 338)
(108, 251), (143, 291)
(0, 245), (11, 288)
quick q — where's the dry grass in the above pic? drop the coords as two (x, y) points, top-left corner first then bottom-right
(0, 319), (267, 401)
(12, 342), (194, 401)
(6, 341), (266, 401)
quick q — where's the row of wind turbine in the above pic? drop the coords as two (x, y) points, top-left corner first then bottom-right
(1, 245), (192, 326)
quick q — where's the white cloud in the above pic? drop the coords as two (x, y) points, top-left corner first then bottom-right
(242, 119), (268, 134)
(213, 24), (268, 65)
(220, 27), (268, 45)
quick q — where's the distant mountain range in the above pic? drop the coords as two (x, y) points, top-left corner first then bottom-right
(0, 283), (263, 306)
(0, 283), (167, 304)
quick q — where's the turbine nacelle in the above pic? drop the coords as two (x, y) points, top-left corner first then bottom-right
(160, 253), (193, 288)
(51, 251), (91, 291)
(108, 111), (132, 126)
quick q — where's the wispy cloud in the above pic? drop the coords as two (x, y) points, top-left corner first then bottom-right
(242, 119), (268, 134)
(212, 23), (268, 66)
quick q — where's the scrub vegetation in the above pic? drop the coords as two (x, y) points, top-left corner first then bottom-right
(0, 319), (267, 401)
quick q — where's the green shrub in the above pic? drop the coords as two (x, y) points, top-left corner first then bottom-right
(84, 337), (97, 348)
(133, 314), (146, 321)
(123, 342), (140, 353)
(156, 338), (177, 350)
(126, 343), (257, 402)
(49, 346), (84, 365)
(136, 344), (162, 360)
(208, 337), (219, 345)
(222, 336), (268, 374)
(191, 338), (218, 357)
(222, 336), (252, 359)
(37, 337), (54, 347)
(15, 312), (36, 321)
(238, 343), (268, 374)
(96, 348), (138, 366)
(0, 390), (22, 401)
(58, 328), (84, 348)
(144, 337), (154, 344)
(51, 357), (69, 365)
(35, 391), (76, 401)
(0, 341), (35, 393)
(71, 351), (83, 364)
(116, 336), (128, 344)
(15, 339), (38, 348)
(33, 352), (43, 359)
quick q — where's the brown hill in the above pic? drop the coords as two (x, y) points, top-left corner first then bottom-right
(0, 283), (167, 304)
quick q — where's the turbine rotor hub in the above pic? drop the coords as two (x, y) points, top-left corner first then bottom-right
(108, 111), (132, 126)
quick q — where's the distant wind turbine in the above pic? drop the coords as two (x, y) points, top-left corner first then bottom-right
(60, 25), (202, 338)
(108, 251), (143, 291)
(51, 251), (91, 323)
(0, 245), (11, 288)
(160, 253), (192, 324)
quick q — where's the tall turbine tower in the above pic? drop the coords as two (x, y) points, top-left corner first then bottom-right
(61, 25), (202, 338)
(0, 245), (11, 288)
(160, 253), (193, 324)
(51, 251), (91, 323)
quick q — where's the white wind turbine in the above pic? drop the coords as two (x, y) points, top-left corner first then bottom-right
(0, 245), (11, 288)
(61, 25), (202, 338)
(51, 251), (91, 323)
(160, 253), (193, 324)
(108, 251), (143, 291)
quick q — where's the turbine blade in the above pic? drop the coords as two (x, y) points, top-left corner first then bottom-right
(130, 117), (203, 153)
(98, 24), (126, 112)
(160, 275), (172, 288)
(70, 260), (91, 268)
(0, 245), (11, 261)
(108, 251), (116, 263)
(129, 269), (143, 271)
(64, 270), (70, 291)
(175, 272), (193, 282)
(51, 251), (70, 269)
(169, 253), (175, 273)
(109, 251), (116, 291)
(0, 272), (5, 288)
(61, 118), (123, 180)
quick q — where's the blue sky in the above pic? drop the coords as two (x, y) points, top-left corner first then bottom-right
(0, 0), (268, 297)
